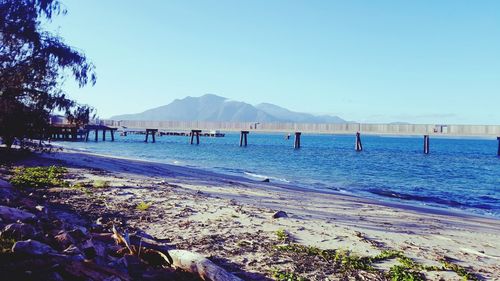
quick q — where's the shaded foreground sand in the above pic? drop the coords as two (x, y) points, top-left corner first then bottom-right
(11, 150), (500, 280)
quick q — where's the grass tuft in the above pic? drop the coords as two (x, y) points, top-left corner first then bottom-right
(275, 229), (290, 242)
(93, 180), (110, 188)
(10, 166), (68, 188)
(272, 269), (309, 281)
(388, 265), (425, 281)
(136, 202), (151, 211)
(441, 260), (478, 281)
(274, 242), (475, 280)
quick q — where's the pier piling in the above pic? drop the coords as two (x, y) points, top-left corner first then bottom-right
(240, 131), (249, 147)
(82, 125), (117, 142)
(145, 129), (158, 143)
(190, 130), (201, 145)
(424, 135), (430, 154)
(294, 132), (301, 149)
(355, 132), (363, 152)
(497, 137), (500, 156)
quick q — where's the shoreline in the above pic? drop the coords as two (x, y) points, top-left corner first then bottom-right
(48, 146), (500, 221)
(6, 148), (500, 279)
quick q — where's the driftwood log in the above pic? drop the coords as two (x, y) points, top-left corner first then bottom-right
(119, 229), (243, 281)
(168, 249), (243, 281)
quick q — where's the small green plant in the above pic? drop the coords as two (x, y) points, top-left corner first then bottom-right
(274, 243), (452, 278)
(10, 166), (68, 188)
(441, 260), (478, 281)
(93, 180), (110, 188)
(272, 269), (308, 281)
(388, 265), (425, 281)
(71, 182), (86, 189)
(136, 202), (151, 211)
(371, 250), (404, 262)
(275, 229), (289, 242)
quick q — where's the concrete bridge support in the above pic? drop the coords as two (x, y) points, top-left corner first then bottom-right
(424, 135), (430, 154)
(190, 130), (201, 145)
(294, 132), (301, 149)
(240, 131), (249, 147)
(497, 137), (500, 156)
(355, 132), (363, 152)
(145, 129), (158, 143)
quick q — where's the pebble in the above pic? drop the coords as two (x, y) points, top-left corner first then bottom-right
(272, 211), (288, 219)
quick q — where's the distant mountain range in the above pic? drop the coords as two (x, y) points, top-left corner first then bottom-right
(111, 94), (346, 123)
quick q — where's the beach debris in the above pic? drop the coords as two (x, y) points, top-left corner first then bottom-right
(12, 239), (54, 255)
(62, 244), (83, 256)
(169, 249), (244, 281)
(112, 225), (134, 255)
(35, 205), (47, 213)
(272, 210), (288, 219)
(0, 177), (232, 281)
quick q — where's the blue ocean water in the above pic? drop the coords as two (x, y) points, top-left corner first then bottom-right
(57, 133), (500, 218)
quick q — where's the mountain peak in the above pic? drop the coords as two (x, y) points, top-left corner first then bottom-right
(199, 93), (227, 100)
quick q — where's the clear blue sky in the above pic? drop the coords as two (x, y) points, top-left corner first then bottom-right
(51, 0), (500, 124)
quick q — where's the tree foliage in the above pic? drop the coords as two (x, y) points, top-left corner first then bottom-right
(0, 0), (96, 147)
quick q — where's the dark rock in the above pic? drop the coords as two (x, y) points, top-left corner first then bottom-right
(12, 239), (54, 255)
(0, 181), (16, 203)
(18, 198), (38, 211)
(272, 211), (288, 219)
(262, 178), (270, 183)
(80, 239), (97, 259)
(82, 246), (97, 259)
(0, 179), (13, 189)
(67, 227), (88, 242)
(0, 206), (36, 223)
(111, 255), (145, 278)
(1, 222), (37, 240)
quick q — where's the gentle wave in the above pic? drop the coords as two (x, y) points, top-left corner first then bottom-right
(244, 172), (290, 183)
(368, 188), (498, 211)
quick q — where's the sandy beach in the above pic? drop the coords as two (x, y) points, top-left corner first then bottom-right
(4, 149), (500, 280)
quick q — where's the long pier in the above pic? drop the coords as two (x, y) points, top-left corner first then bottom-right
(92, 120), (500, 155)
(102, 120), (500, 137)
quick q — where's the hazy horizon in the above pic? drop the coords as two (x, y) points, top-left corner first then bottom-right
(50, 1), (500, 125)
